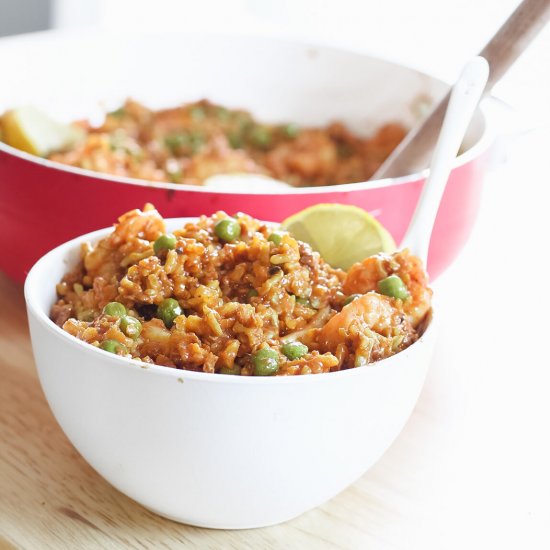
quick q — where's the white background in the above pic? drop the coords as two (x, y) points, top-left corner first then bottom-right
(52, 0), (550, 121)
(19, 0), (550, 546)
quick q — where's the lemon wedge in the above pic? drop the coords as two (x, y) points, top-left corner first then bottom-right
(2, 106), (82, 157)
(281, 204), (396, 270)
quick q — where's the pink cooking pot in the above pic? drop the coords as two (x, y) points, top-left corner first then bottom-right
(0, 31), (493, 282)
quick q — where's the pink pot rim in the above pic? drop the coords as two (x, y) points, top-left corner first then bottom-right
(0, 105), (493, 195)
(0, 30), (496, 196)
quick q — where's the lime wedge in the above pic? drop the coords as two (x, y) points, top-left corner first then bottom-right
(281, 204), (396, 270)
(2, 106), (82, 157)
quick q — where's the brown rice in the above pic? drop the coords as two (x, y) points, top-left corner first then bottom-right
(51, 204), (431, 376)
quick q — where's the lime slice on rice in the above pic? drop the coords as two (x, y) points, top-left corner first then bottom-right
(281, 204), (396, 270)
(2, 106), (82, 157)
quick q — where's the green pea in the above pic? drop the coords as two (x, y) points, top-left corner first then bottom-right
(190, 106), (205, 121)
(157, 298), (182, 328)
(284, 123), (299, 138)
(250, 126), (272, 149)
(247, 288), (259, 300)
(167, 169), (183, 184)
(164, 133), (187, 152)
(252, 348), (279, 376)
(295, 297), (311, 307)
(154, 233), (177, 254)
(237, 112), (253, 129)
(188, 132), (205, 153)
(109, 107), (126, 118)
(377, 275), (410, 300)
(344, 294), (362, 306)
(281, 341), (308, 360)
(228, 132), (243, 149)
(120, 316), (142, 339)
(219, 364), (242, 375)
(215, 218), (241, 242)
(103, 302), (127, 317)
(267, 231), (284, 246)
(216, 107), (231, 121)
(100, 339), (128, 354)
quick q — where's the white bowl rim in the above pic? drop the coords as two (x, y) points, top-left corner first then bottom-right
(25, 219), (435, 386)
(0, 30), (495, 196)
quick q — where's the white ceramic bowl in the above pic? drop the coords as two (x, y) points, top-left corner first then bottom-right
(24, 219), (437, 529)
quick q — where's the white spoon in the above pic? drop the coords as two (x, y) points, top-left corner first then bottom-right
(401, 56), (489, 266)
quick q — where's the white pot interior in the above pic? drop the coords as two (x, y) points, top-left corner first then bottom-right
(0, 30), (486, 156)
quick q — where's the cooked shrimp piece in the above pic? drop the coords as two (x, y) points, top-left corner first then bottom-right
(318, 292), (416, 366)
(394, 249), (432, 329)
(343, 252), (398, 294)
(84, 204), (165, 280)
(343, 249), (432, 328)
(319, 292), (400, 348)
(111, 203), (165, 244)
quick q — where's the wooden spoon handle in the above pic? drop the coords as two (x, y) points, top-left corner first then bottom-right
(372, 0), (550, 180)
(481, 0), (550, 89)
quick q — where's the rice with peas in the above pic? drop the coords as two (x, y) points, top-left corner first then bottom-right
(51, 204), (432, 376)
(47, 99), (406, 187)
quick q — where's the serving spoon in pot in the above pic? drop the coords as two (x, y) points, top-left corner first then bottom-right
(373, 0), (550, 180)
(402, 56), (489, 265)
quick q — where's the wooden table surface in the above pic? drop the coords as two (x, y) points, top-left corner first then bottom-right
(2, 130), (550, 549)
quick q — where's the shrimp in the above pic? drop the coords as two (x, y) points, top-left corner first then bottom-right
(343, 249), (432, 328)
(111, 203), (165, 244)
(318, 292), (416, 366)
(84, 204), (165, 280)
(343, 252), (397, 294)
(319, 293), (401, 348)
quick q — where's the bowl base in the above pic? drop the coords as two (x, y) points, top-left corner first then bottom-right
(142, 504), (305, 530)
